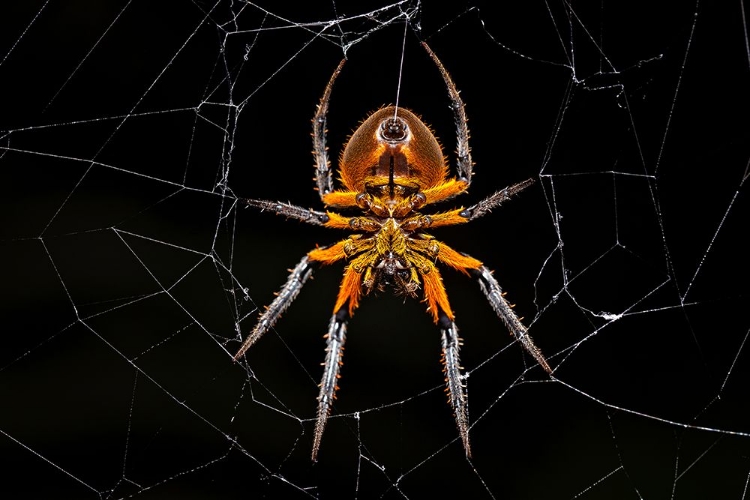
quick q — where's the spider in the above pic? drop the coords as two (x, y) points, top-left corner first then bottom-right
(234, 42), (551, 461)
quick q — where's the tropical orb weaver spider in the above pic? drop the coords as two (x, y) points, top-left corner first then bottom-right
(234, 42), (551, 461)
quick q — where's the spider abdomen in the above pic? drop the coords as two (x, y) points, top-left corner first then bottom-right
(338, 107), (449, 193)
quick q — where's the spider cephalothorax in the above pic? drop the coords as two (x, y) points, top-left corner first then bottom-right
(234, 43), (551, 460)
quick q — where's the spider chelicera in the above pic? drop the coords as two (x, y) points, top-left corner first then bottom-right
(234, 42), (551, 460)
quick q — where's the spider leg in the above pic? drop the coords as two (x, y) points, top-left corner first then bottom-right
(421, 178), (470, 205)
(245, 198), (330, 226)
(458, 178), (535, 222)
(233, 255), (314, 360)
(312, 307), (348, 461)
(472, 266), (552, 373)
(431, 242), (550, 371)
(409, 178), (536, 230)
(313, 58), (347, 200)
(422, 42), (473, 185)
(245, 198), (360, 229)
(439, 312), (471, 457)
(322, 190), (358, 208)
(309, 252), (371, 459)
(416, 260), (471, 455)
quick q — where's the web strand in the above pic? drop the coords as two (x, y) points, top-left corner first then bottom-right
(2, 2), (748, 498)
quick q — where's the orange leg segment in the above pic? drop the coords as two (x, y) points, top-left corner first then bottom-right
(323, 211), (354, 229)
(322, 190), (358, 208)
(422, 178), (469, 204)
(333, 265), (362, 317)
(308, 240), (348, 265)
(421, 265), (454, 322)
(436, 242), (483, 274)
(427, 209), (470, 229)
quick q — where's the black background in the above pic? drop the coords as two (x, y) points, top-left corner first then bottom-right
(2, 1), (749, 499)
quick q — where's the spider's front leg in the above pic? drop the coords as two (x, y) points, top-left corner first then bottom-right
(422, 42), (473, 185)
(313, 58), (346, 200)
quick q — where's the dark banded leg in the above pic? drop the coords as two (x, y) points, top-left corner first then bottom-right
(245, 198), (330, 226)
(474, 266), (551, 373)
(459, 179), (535, 221)
(422, 42), (473, 184)
(313, 59), (346, 199)
(439, 312), (471, 457)
(312, 307), (348, 461)
(233, 255), (314, 360)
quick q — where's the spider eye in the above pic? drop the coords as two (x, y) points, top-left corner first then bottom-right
(379, 117), (408, 142)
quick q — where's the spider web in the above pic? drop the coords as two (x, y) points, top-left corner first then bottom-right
(2, 1), (749, 498)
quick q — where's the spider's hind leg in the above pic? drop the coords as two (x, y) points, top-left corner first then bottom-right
(439, 312), (472, 458)
(417, 259), (472, 456)
(312, 307), (349, 461)
(472, 266), (551, 373)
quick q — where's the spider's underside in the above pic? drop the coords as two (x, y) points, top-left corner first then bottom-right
(234, 42), (551, 461)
